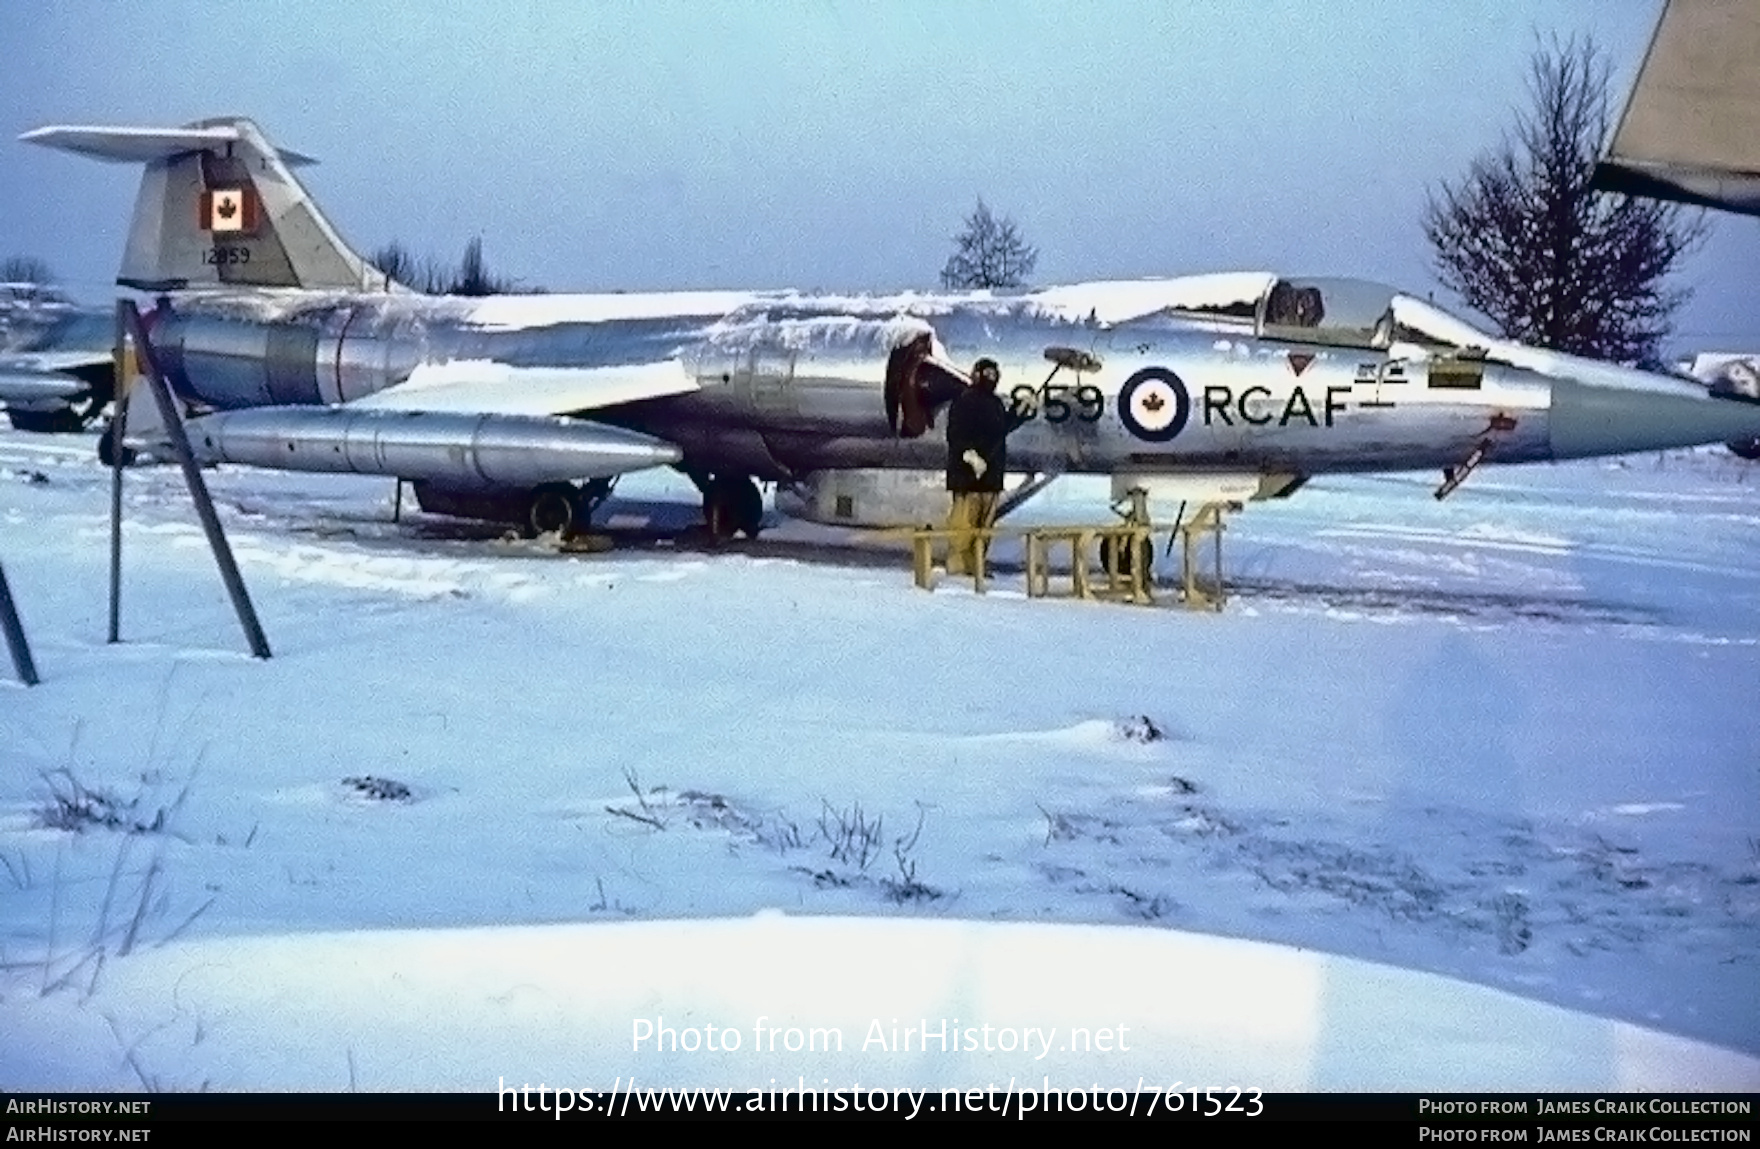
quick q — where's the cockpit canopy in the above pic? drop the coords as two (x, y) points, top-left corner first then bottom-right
(1259, 277), (1391, 346)
(1225, 276), (1496, 353)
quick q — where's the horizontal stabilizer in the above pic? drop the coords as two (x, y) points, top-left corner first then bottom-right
(346, 359), (698, 417)
(20, 124), (317, 167)
(22, 116), (375, 291)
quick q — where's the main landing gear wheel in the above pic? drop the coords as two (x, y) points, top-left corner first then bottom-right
(703, 476), (764, 543)
(526, 483), (582, 538)
(8, 403), (91, 434)
(1100, 535), (1154, 580)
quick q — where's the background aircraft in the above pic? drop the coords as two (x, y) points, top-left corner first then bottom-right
(21, 116), (1760, 546)
(1589, 0), (1760, 461)
(1591, 0), (1760, 217)
(0, 282), (114, 432)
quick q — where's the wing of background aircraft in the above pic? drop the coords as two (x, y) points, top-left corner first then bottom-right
(1591, 0), (1760, 216)
(0, 349), (110, 400)
(0, 299), (114, 431)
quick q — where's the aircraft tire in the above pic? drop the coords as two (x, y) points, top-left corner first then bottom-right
(703, 476), (762, 542)
(732, 476), (763, 539)
(526, 483), (579, 538)
(1100, 535), (1154, 581)
(8, 406), (88, 434)
(1727, 437), (1760, 461)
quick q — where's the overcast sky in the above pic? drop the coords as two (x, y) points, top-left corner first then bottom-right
(1, 0), (1753, 353)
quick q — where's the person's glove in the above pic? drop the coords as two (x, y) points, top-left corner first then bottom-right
(962, 449), (986, 479)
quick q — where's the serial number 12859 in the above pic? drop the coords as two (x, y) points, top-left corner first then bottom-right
(203, 246), (252, 265)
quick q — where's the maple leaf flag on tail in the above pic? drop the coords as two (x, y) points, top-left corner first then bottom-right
(199, 187), (257, 234)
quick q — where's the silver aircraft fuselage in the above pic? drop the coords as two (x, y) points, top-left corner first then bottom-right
(140, 272), (1760, 510)
(23, 117), (1760, 531)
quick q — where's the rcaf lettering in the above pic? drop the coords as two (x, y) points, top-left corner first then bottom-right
(1201, 383), (1349, 428)
(1238, 385), (1273, 425)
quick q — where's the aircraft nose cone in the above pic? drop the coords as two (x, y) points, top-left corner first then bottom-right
(1549, 377), (1760, 460)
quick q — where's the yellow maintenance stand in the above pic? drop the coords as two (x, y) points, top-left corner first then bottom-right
(901, 487), (1236, 611)
(1174, 502), (1231, 612)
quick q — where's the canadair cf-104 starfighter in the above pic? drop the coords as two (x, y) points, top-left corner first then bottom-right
(21, 117), (1760, 545)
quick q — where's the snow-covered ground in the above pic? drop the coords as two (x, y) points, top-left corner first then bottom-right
(0, 427), (1756, 1092)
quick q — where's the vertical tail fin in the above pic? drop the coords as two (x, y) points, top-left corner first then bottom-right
(20, 117), (401, 293)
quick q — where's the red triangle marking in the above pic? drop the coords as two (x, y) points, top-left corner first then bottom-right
(1288, 352), (1314, 376)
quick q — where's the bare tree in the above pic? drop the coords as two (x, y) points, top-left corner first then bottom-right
(1424, 35), (1708, 367)
(940, 198), (1038, 290)
(369, 237), (531, 294)
(368, 241), (451, 292)
(368, 241), (420, 288)
(449, 236), (515, 296)
(0, 255), (54, 284)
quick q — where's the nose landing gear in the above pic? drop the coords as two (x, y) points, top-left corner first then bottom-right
(1105, 483), (1237, 611)
(1097, 533), (1154, 583)
(1099, 487), (1156, 584)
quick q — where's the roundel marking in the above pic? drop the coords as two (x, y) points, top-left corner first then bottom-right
(1118, 367), (1191, 442)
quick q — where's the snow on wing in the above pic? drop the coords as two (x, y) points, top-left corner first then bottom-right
(342, 358), (700, 417)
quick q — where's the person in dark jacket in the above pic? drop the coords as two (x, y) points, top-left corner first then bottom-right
(943, 357), (1033, 576)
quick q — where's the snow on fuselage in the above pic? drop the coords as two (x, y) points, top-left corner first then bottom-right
(140, 275), (1594, 488)
(137, 272), (1760, 503)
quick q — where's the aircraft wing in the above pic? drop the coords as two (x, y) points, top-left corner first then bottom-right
(0, 351), (111, 405)
(0, 349), (112, 375)
(1591, 0), (1760, 215)
(343, 358), (698, 417)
